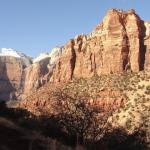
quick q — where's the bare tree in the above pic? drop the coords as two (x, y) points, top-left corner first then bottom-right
(52, 89), (112, 145)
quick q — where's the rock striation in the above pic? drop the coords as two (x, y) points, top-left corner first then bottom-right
(144, 21), (150, 70)
(1, 9), (150, 100)
(23, 47), (63, 97)
(0, 47), (62, 100)
(0, 48), (33, 101)
(51, 9), (150, 82)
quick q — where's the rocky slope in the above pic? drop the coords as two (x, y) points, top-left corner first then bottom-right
(17, 9), (150, 149)
(109, 71), (150, 134)
(1, 9), (149, 149)
(19, 68), (150, 149)
(19, 74), (129, 116)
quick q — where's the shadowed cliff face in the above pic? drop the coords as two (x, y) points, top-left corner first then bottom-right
(0, 57), (24, 101)
(0, 47), (62, 101)
(144, 22), (150, 70)
(0, 65), (14, 101)
(139, 20), (146, 71)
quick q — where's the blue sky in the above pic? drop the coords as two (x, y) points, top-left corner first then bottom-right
(0, 0), (149, 57)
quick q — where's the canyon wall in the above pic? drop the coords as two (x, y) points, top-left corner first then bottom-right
(0, 47), (62, 100)
(0, 9), (150, 100)
(51, 9), (150, 82)
(0, 56), (26, 100)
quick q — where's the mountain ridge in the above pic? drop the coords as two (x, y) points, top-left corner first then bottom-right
(0, 47), (62, 100)
(0, 9), (150, 101)
(1, 8), (150, 150)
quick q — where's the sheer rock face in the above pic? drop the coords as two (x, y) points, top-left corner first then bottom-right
(0, 47), (62, 101)
(0, 56), (25, 100)
(144, 22), (150, 70)
(15, 9), (150, 115)
(51, 9), (150, 82)
(1, 9), (150, 101)
(23, 47), (63, 98)
(23, 57), (50, 97)
(51, 40), (76, 82)
(0, 55), (50, 101)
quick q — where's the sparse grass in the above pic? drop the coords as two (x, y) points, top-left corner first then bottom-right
(18, 70), (150, 149)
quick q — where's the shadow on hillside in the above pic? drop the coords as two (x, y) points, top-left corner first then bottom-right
(0, 101), (149, 150)
(0, 101), (48, 150)
(0, 101), (77, 147)
(89, 128), (149, 150)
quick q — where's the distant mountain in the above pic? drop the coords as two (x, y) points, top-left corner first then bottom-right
(24, 47), (63, 97)
(0, 48), (32, 66)
(33, 47), (63, 64)
(0, 47), (63, 100)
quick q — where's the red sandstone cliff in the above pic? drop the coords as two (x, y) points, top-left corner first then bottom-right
(0, 47), (62, 100)
(18, 9), (150, 116)
(51, 9), (150, 82)
(0, 56), (27, 100)
(1, 9), (150, 101)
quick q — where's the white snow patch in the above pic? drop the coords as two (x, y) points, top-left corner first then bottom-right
(33, 53), (50, 63)
(33, 47), (63, 64)
(0, 48), (21, 58)
(49, 47), (63, 64)
(0, 48), (32, 66)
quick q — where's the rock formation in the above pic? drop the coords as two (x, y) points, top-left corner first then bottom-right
(51, 9), (150, 82)
(144, 21), (150, 70)
(7, 9), (150, 148)
(0, 47), (62, 100)
(19, 75), (128, 116)
(23, 47), (63, 97)
(1, 9), (150, 100)
(0, 56), (25, 100)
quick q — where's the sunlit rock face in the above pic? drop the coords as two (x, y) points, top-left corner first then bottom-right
(23, 57), (50, 97)
(1, 9), (150, 100)
(23, 47), (63, 98)
(51, 9), (150, 82)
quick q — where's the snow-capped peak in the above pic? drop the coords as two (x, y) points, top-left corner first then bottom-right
(0, 48), (22, 58)
(0, 48), (32, 66)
